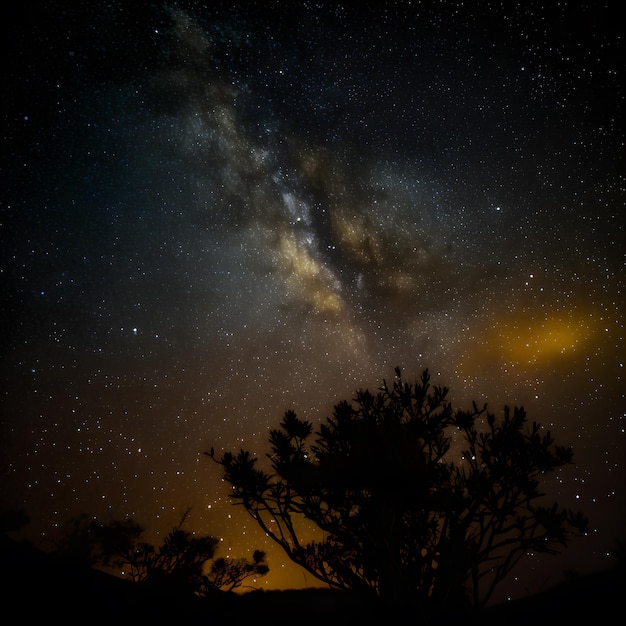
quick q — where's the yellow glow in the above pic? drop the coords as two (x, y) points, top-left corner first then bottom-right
(500, 316), (586, 364)
(459, 305), (600, 374)
(277, 231), (344, 315)
(280, 234), (321, 279)
(311, 289), (343, 314)
(332, 210), (384, 266)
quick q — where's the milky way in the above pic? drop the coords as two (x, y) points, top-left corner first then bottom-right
(2, 1), (624, 601)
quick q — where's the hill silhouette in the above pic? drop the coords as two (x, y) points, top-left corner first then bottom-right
(1, 532), (623, 624)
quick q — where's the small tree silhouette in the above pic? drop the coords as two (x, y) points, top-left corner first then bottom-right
(128, 509), (220, 594)
(55, 507), (269, 595)
(204, 549), (270, 593)
(208, 367), (589, 618)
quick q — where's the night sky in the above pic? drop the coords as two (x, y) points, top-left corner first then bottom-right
(2, 0), (624, 603)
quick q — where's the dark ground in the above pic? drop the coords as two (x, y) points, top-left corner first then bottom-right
(1, 534), (623, 625)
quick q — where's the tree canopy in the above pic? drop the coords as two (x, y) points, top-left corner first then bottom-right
(55, 507), (269, 595)
(208, 367), (589, 618)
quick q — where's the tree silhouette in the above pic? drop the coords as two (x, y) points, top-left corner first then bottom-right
(123, 509), (220, 594)
(205, 549), (270, 593)
(208, 367), (589, 618)
(55, 507), (269, 595)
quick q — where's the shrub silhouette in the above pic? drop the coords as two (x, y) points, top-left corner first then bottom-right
(208, 367), (589, 619)
(55, 507), (269, 595)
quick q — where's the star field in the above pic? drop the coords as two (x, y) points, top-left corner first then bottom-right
(1, 0), (624, 602)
